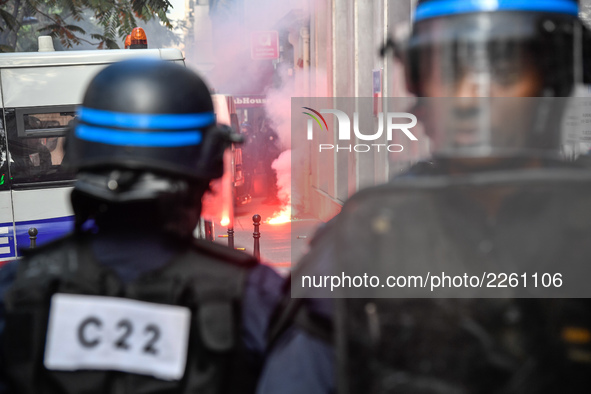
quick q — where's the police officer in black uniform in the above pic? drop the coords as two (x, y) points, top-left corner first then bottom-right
(258, 0), (591, 393)
(240, 122), (257, 198)
(258, 119), (281, 205)
(0, 58), (282, 394)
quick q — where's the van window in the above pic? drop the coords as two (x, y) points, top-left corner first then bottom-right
(5, 106), (75, 185)
(23, 112), (76, 133)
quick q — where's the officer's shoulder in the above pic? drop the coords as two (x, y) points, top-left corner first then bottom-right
(345, 177), (434, 207)
(20, 233), (78, 259)
(191, 238), (258, 268)
(308, 216), (338, 247)
(10, 235), (82, 280)
(334, 178), (442, 231)
(394, 160), (440, 178)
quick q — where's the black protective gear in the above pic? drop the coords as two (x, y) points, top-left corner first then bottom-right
(325, 167), (591, 394)
(3, 234), (259, 394)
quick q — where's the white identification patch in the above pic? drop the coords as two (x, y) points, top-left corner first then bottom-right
(44, 293), (191, 381)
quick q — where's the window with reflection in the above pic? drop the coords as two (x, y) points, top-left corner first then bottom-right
(6, 107), (75, 185)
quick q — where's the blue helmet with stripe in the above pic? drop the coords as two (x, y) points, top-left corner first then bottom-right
(414, 0), (579, 23)
(68, 58), (232, 182)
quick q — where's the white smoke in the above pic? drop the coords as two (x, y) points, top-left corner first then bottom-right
(185, 0), (321, 219)
(271, 149), (292, 207)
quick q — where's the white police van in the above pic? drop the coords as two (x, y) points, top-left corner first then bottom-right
(0, 42), (185, 262)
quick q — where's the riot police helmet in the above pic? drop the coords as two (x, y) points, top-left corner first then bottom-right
(67, 59), (236, 233)
(69, 58), (230, 182)
(393, 0), (589, 161)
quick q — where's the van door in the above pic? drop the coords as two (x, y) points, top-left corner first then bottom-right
(0, 110), (17, 263)
(5, 106), (76, 255)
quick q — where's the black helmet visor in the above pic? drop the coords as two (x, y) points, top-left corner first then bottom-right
(403, 11), (584, 159)
(406, 11), (582, 97)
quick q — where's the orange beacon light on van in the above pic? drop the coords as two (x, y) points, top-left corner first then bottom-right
(124, 34), (131, 49)
(129, 27), (147, 49)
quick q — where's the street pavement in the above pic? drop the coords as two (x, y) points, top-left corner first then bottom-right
(213, 197), (324, 276)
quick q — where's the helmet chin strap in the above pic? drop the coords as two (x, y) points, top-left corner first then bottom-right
(71, 170), (209, 239)
(73, 170), (192, 203)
